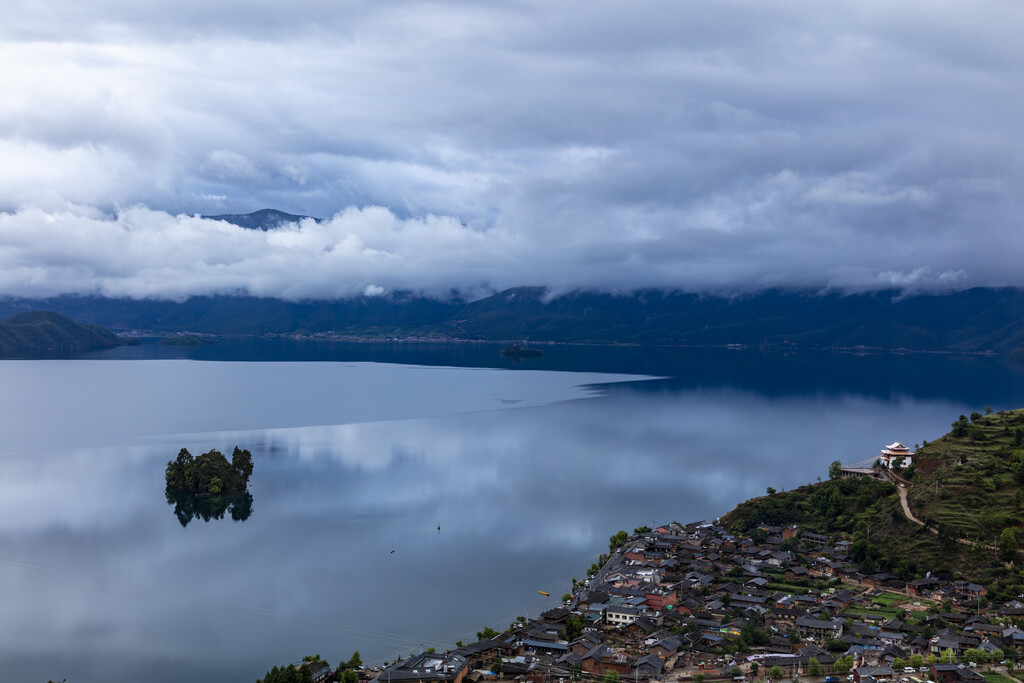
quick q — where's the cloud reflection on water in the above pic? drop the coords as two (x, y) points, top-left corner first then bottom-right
(0, 363), (988, 683)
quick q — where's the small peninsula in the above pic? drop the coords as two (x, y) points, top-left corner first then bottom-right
(500, 342), (544, 359)
(0, 310), (136, 355)
(165, 446), (254, 495)
(158, 333), (219, 346)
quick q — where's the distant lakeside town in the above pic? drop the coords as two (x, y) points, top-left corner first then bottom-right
(269, 439), (1024, 683)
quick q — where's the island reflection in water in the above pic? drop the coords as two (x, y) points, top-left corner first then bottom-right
(165, 489), (253, 527)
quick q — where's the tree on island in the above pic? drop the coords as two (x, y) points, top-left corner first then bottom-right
(165, 446), (253, 495)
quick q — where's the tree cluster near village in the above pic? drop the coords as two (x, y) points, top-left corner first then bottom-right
(728, 477), (896, 541)
(255, 652), (362, 683)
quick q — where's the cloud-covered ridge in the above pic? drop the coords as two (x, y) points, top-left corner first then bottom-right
(0, 203), (1009, 301)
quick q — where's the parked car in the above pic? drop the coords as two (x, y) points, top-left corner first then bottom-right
(919, 667), (929, 673)
(905, 668), (917, 674)
(825, 677), (839, 682)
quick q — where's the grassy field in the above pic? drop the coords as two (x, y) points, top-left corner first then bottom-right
(982, 672), (1016, 683)
(764, 583), (811, 595)
(870, 593), (906, 607)
(840, 605), (902, 618)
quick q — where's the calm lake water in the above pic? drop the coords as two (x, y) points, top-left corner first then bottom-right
(2, 340), (1024, 682)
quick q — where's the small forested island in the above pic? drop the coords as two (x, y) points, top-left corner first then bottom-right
(500, 342), (544, 359)
(165, 446), (253, 495)
(258, 407), (1024, 683)
(164, 447), (254, 526)
(158, 333), (219, 346)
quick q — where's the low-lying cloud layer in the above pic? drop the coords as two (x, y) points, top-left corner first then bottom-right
(0, 1), (1020, 300)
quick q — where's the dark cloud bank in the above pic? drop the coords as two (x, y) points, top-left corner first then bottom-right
(0, 1), (1021, 302)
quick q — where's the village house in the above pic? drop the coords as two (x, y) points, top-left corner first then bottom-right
(580, 644), (631, 677)
(795, 614), (845, 640)
(854, 665), (895, 683)
(930, 664), (986, 683)
(377, 652), (470, 683)
(604, 605), (641, 627)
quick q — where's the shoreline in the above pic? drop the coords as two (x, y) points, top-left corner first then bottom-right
(112, 332), (1004, 359)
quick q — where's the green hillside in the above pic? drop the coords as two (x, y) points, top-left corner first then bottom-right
(723, 408), (1024, 601)
(0, 310), (131, 355)
(909, 409), (1024, 549)
(722, 476), (974, 584)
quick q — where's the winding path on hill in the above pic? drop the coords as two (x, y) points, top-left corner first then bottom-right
(883, 470), (999, 552)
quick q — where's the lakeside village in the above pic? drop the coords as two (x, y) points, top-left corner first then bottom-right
(278, 443), (1024, 683)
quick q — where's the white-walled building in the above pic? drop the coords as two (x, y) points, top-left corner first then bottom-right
(878, 441), (914, 468)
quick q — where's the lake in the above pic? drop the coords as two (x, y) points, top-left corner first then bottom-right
(2, 340), (1023, 682)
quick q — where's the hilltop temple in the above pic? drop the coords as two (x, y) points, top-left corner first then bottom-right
(839, 441), (914, 479)
(877, 441), (914, 468)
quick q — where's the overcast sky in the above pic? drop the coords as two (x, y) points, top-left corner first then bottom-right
(0, 1), (1021, 301)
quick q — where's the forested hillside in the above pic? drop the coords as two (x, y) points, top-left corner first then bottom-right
(723, 408), (1024, 601)
(0, 310), (131, 355)
(4, 286), (1024, 355)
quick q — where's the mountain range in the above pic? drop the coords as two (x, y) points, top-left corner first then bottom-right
(2, 286), (1023, 355)
(2, 210), (1024, 355)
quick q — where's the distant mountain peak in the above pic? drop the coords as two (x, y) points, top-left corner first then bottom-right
(202, 209), (319, 231)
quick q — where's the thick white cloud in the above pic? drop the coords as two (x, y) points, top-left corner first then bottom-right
(0, 1), (1021, 299)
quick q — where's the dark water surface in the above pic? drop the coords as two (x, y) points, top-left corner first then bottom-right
(2, 340), (1024, 682)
